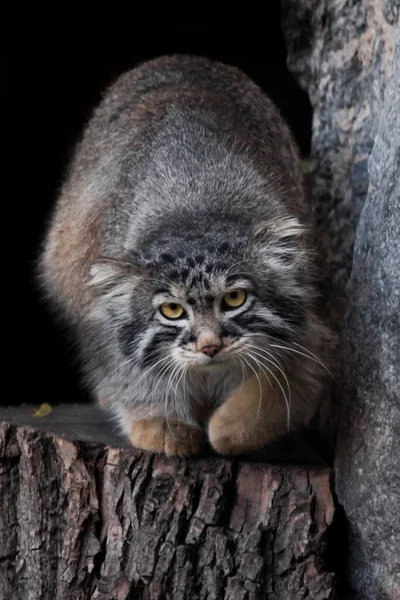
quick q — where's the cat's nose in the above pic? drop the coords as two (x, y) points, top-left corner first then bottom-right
(200, 345), (221, 357)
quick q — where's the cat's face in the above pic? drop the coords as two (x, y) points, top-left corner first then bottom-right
(151, 274), (261, 369)
(89, 221), (308, 381)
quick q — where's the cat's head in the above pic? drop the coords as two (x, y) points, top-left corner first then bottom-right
(88, 217), (312, 378)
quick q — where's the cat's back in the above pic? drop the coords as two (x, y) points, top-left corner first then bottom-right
(82, 54), (302, 192)
(83, 54), (305, 247)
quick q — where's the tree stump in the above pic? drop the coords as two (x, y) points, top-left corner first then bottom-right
(0, 405), (335, 600)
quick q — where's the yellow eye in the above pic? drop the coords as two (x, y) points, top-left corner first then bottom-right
(222, 289), (247, 310)
(160, 302), (185, 320)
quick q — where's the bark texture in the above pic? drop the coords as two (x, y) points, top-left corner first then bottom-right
(282, 2), (399, 599)
(0, 418), (335, 600)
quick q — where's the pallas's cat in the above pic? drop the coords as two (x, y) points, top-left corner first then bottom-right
(39, 55), (332, 456)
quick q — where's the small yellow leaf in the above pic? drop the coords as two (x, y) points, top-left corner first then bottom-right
(31, 403), (52, 417)
(301, 157), (313, 173)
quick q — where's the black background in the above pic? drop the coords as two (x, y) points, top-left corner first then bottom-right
(8, 13), (312, 406)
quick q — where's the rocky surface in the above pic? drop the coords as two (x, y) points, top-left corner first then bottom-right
(283, 0), (397, 327)
(282, 2), (399, 598)
(335, 20), (400, 600)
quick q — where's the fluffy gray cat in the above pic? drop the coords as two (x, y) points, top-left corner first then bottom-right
(39, 55), (333, 456)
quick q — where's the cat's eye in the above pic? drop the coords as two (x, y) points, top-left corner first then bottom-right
(160, 302), (186, 320)
(221, 289), (247, 311)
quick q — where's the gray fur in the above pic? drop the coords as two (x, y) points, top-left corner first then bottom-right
(38, 55), (332, 441)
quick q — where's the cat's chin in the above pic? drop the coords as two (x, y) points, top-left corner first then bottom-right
(190, 358), (232, 373)
(196, 362), (224, 372)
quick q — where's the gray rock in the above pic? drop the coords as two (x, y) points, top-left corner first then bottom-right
(335, 21), (400, 599)
(282, 0), (397, 326)
(282, 2), (399, 598)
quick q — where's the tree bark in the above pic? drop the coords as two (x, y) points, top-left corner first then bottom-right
(0, 406), (335, 600)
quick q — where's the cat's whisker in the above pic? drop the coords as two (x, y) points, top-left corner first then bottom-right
(165, 360), (181, 403)
(234, 355), (247, 395)
(98, 350), (173, 393)
(292, 342), (332, 375)
(166, 359), (189, 428)
(150, 356), (176, 390)
(245, 343), (292, 406)
(173, 364), (186, 416)
(151, 356), (177, 390)
(238, 352), (263, 423)
(249, 332), (331, 376)
(245, 350), (291, 432)
(95, 354), (139, 390)
(180, 366), (189, 420)
(244, 340), (286, 371)
(163, 358), (182, 437)
(240, 351), (271, 421)
(174, 363), (193, 428)
(135, 354), (175, 387)
(139, 355), (177, 437)
(270, 343), (332, 376)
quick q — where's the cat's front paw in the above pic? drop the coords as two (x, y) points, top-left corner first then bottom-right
(130, 418), (203, 457)
(208, 370), (288, 455)
(208, 407), (252, 455)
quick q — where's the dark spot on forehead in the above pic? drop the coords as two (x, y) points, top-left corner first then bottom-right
(160, 252), (175, 263)
(187, 297), (197, 305)
(181, 268), (190, 279)
(206, 244), (215, 252)
(186, 258), (195, 268)
(205, 264), (213, 274)
(203, 278), (211, 290)
(195, 254), (205, 264)
(218, 242), (230, 253)
(177, 249), (186, 258)
(167, 270), (180, 280)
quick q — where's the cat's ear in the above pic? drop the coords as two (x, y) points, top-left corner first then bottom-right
(88, 257), (146, 295)
(253, 216), (306, 244)
(252, 217), (309, 271)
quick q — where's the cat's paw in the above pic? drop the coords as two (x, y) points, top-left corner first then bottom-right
(164, 422), (204, 457)
(129, 418), (203, 457)
(208, 406), (252, 455)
